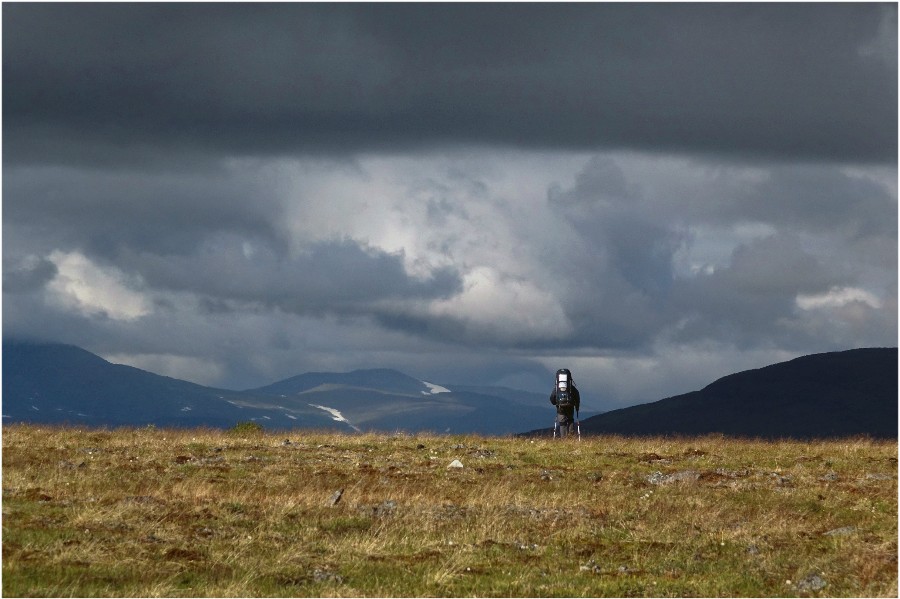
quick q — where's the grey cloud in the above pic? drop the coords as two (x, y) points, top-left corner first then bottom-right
(3, 165), (285, 257)
(2, 2), (896, 406)
(541, 154), (893, 353)
(2, 257), (58, 294)
(734, 166), (898, 239)
(550, 158), (682, 298)
(117, 236), (462, 316)
(4, 3), (895, 165)
(3, 163), (465, 333)
(546, 157), (681, 349)
(669, 234), (841, 347)
(372, 310), (468, 345)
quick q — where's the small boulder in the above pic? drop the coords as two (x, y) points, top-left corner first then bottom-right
(796, 573), (827, 592)
(371, 500), (397, 517)
(668, 470), (700, 484)
(646, 470), (700, 485)
(646, 471), (667, 485)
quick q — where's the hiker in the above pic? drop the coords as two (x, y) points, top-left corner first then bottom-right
(550, 368), (580, 438)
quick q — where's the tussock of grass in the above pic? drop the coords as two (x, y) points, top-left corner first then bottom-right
(3, 425), (897, 597)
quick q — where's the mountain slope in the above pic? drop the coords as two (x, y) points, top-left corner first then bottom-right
(1, 341), (316, 428)
(573, 348), (898, 439)
(1, 341), (551, 433)
(11, 341), (890, 438)
(248, 368), (439, 397)
(241, 369), (551, 434)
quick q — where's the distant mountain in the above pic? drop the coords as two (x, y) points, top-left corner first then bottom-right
(1, 341), (551, 434)
(13, 341), (890, 438)
(1, 341), (303, 428)
(241, 369), (552, 434)
(534, 348), (897, 439)
(249, 368), (438, 397)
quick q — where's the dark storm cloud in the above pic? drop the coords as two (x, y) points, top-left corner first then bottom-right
(542, 154), (895, 353)
(3, 165), (284, 257)
(2, 3), (896, 402)
(669, 235), (842, 348)
(116, 236), (462, 314)
(2, 257), (57, 294)
(546, 156), (681, 349)
(4, 3), (896, 165)
(2, 160), (463, 321)
(732, 166), (899, 239)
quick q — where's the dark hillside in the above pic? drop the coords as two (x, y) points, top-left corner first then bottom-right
(574, 348), (897, 439)
(1, 341), (294, 428)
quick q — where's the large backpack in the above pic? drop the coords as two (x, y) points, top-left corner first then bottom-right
(555, 368), (574, 408)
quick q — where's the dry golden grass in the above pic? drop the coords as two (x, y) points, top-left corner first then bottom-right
(2, 424), (897, 597)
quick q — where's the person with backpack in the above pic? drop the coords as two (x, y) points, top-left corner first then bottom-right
(550, 368), (580, 438)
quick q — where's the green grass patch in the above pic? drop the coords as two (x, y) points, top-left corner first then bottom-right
(3, 425), (896, 597)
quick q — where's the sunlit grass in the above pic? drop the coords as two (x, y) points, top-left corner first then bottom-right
(3, 424), (896, 597)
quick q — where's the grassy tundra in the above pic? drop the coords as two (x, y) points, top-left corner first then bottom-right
(2, 424), (896, 597)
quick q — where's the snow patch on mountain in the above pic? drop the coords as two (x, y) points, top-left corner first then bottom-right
(309, 403), (361, 431)
(421, 381), (451, 395)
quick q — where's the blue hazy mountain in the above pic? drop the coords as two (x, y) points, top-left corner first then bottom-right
(8, 341), (892, 438)
(1, 341), (303, 428)
(249, 368), (438, 396)
(241, 369), (553, 433)
(1, 341), (551, 433)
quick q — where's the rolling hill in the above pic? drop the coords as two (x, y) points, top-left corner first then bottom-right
(1, 340), (551, 434)
(1, 341), (289, 428)
(5, 341), (895, 438)
(565, 348), (897, 439)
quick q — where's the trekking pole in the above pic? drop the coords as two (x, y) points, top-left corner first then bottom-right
(553, 418), (558, 439)
(576, 408), (581, 441)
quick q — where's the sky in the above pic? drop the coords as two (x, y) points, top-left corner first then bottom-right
(3, 3), (897, 410)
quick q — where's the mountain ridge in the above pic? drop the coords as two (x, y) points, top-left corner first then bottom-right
(1, 340), (550, 434)
(564, 347), (898, 439)
(4, 340), (896, 438)
(246, 367), (435, 397)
